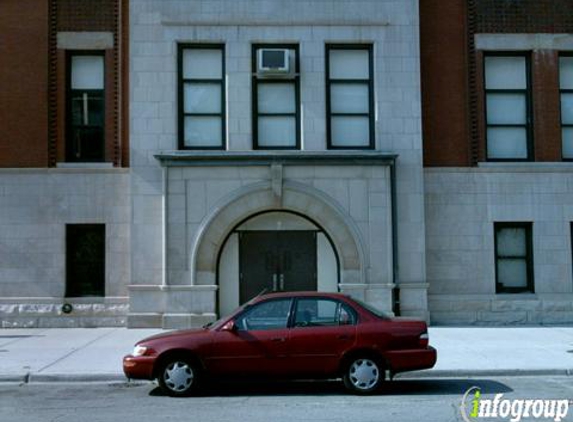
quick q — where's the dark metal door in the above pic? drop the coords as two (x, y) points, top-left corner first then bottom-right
(239, 231), (317, 303)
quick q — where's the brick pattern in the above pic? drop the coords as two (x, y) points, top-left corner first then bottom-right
(49, 0), (125, 167)
(0, 0), (50, 167)
(56, 0), (116, 32)
(475, 0), (573, 33)
(420, 0), (471, 167)
(532, 50), (562, 161)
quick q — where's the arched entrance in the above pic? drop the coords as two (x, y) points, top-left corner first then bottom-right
(217, 211), (339, 316)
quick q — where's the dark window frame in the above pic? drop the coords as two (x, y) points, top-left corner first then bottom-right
(494, 222), (534, 294)
(66, 224), (106, 298)
(483, 52), (533, 162)
(178, 43), (226, 150)
(251, 43), (301, 150)
(66, 51), (106, 162)
(325, 44), (375, 150)
(559, 53), (573, 161)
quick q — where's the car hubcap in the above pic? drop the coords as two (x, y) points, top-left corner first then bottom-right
(349, 359), (379, 390)
(164, 361), (194, 392)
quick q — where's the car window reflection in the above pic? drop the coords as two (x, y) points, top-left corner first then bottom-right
(236, 298), (291, 331)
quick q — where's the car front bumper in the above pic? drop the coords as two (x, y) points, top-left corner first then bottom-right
(123, 355), (156, 380)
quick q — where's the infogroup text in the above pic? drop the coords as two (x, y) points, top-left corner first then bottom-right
(461, 387), (570, 422)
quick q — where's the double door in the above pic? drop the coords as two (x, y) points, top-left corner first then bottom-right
(239, 231), (317, 303)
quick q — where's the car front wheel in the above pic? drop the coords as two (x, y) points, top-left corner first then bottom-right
(158, 358), (199, 397)
(343, 357), (383, 394)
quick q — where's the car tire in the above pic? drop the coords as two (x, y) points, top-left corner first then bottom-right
(343, 356), (384, 394)
(157, 357), (200, 397)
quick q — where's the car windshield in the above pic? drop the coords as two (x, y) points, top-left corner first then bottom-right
(352, 298), (389, 319)
(205, 302), (253, 329)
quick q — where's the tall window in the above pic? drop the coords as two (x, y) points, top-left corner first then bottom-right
(178, 45), (225, 149)
(484, 54), (532, 160)
(66, 224), (105, 297)
(494, 223), (534, 293)
(560, 55), (573, 159)
(252, 44), (300, 149)
(68, 53), (105, 162)
(326, 45), (374, 149)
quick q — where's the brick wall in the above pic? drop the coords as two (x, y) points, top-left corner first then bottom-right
(475, 0), (573, 33)
(421, 0), (573, 166)
(50, 0), (126, 167)
(57, 0), (117, 31)
(420, 0), (471, 167)
(0, 0), (49, 167)
(0, 0), (127, 168)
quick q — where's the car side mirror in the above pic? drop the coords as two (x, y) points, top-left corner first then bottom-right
(221, 320), (237, 332)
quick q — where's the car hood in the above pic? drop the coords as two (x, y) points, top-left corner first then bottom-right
(138, 328), (208, 344)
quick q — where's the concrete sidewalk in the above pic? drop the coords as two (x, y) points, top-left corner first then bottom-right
(0, 327), (572, 383)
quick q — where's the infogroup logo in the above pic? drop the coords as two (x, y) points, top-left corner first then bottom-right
(461, 387), (570, 422)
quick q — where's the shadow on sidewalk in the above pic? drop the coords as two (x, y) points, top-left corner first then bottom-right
(148, 378), (512, 398)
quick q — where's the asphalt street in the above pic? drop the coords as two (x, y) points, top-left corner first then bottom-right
(1, 376), (572, 422)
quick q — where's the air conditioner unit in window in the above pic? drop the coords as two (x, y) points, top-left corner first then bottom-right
(257, 48), (291, 75)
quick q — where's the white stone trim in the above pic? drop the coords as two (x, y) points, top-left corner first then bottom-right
(191, 181), (368, 286)
(425, 163), (573, 173)
(475, 33), (573, 51)
(57, 32), (114, 50)
(56, 162), (114, 169)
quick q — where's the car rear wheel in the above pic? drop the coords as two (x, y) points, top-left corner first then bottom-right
(158, 358), (199, 397)
(343, 357), (383, 394)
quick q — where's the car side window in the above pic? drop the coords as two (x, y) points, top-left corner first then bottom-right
(294, 298), (357, 328)
(235, 299), (292, 331)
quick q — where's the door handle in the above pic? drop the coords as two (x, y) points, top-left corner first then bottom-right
(271, 337), (286, 342)
(337, 334), (352, 340)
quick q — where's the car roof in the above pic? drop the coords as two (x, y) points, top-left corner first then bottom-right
(251, 291), (350, 302)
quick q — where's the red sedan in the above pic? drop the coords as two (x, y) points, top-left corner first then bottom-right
(123, 292), (437, 396)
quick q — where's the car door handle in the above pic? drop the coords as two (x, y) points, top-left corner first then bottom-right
(271, 337), (286, 342)
(337, 335), (352, 340)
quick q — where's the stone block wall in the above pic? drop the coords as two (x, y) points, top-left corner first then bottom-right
(129, 0), (427, 327)
(425, 167), (573, 325)
(0, 169), (130, 328)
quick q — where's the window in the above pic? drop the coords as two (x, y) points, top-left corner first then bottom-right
(252, 44), (300, 149)
(66, 224), (105, 297)
(178, 45), (225, 149)
(67, 53), (105, 161)
(236, 299), (292, 331)
(560, 56), (573, 159)
(294, 298), (357, 327)
(484, 54), (532, 160)
(326, 45), (374, 149)
(494, 223), (534, 293)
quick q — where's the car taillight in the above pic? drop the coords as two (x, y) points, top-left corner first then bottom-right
(419, 332), (429, 348)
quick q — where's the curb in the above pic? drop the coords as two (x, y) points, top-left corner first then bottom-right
(1, 369), (572, 384)
(397, 368), (573, 379)
(29, 373), (129, 383)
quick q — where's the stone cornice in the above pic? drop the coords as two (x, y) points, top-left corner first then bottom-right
(154, 151), (398, 167)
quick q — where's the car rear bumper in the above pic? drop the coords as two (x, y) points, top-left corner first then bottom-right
(123, 355), (156, 380)
(385, 346), (437, 374)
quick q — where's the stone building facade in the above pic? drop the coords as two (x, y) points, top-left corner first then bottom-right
(2, 0), (572, 328)
(421, 0), (573, 324)
(128, 0), (427, 328)
(0, 0), (130, 327)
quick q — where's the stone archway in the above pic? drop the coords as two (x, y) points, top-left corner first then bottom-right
(190, 181), (367, 290)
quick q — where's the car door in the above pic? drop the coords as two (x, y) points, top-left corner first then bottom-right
(287, 297), (357, 376)
(206, 298), (293, 377)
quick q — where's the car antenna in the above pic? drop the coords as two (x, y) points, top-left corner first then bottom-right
(255, 288), (268, 298)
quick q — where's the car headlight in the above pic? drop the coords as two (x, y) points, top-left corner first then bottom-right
(132, 345), (148, 357)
